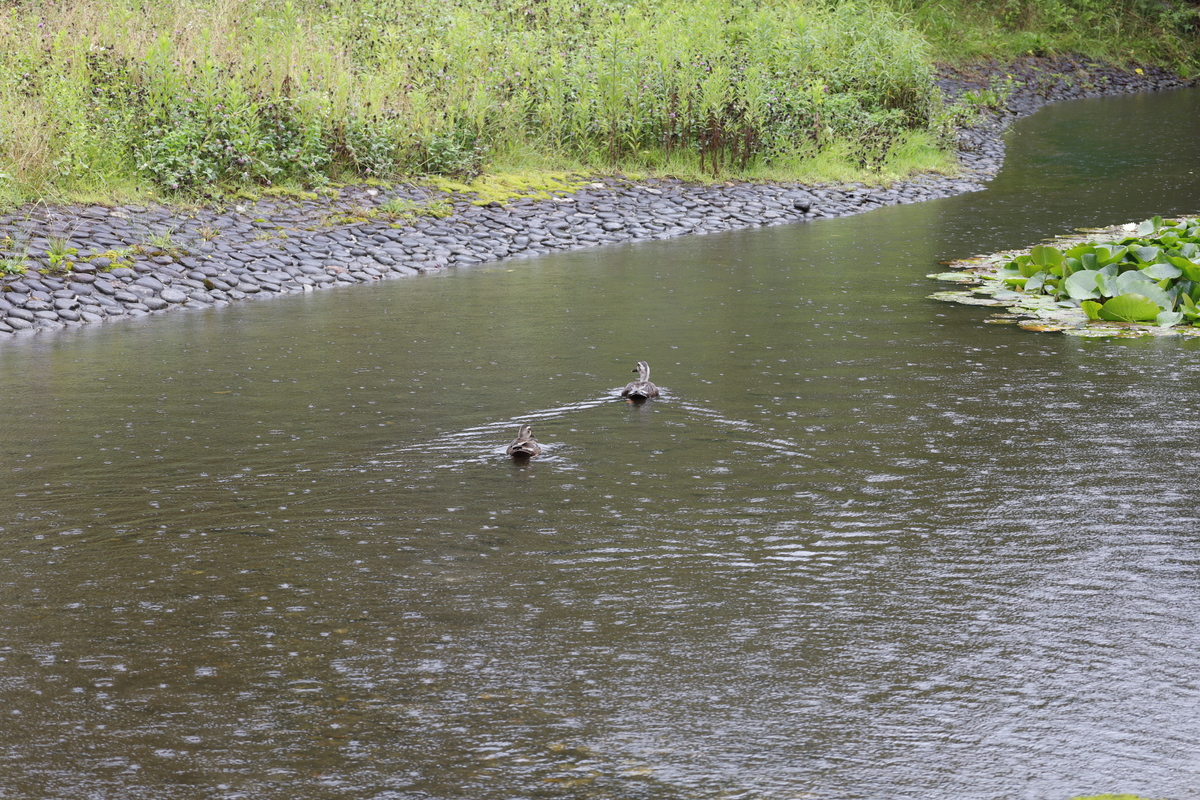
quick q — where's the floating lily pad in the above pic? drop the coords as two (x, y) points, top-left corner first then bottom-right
(927, 290), (1010, 307)
(930, 214), (1200, 338)
(928, 271), (982, 283)
(1096, 293), (1160, 322)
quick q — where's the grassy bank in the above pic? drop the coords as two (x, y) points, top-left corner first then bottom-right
(0, 0), (1195, 208)
(903, 0), (1200, 66)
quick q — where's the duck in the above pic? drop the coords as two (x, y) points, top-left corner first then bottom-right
(505, 424), (542, 458)
(621, 360), (660, 401)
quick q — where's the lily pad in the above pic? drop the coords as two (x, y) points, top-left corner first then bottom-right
(1096, 293), (1161, 322)
(1141, 262), (1182, 280)
(1064, 269), (1102, 300)
(928, 271), (982, 283)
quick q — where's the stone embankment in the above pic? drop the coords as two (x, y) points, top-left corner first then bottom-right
(0, 58), (1192, 338)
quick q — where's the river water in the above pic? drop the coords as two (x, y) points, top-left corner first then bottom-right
(2, 89), (1200, 800)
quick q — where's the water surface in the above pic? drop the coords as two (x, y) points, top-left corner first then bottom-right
(2, 88), (1200, 800)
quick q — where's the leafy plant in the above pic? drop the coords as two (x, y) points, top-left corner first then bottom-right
(46, 236), (78, 272)
(421, 127), (484, 178)
(0, 256), (28, 275)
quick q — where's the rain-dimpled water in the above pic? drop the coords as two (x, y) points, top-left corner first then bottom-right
(2, 88), (1200, 800)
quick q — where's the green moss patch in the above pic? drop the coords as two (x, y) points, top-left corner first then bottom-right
(422, 172), (595, 206)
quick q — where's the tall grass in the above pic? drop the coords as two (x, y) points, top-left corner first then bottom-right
(0, 0), (952, 203)
(0, 0), (1192, 206)
(895, 0), (1200, 68)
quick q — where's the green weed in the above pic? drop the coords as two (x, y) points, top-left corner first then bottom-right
(0, 256), (28, 275)
(45, 236), (79, 273)
(145, 229), (177, 250)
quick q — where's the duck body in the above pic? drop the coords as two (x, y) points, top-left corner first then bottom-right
(506, 424), (542, 458)
(621, 361), (660, 400)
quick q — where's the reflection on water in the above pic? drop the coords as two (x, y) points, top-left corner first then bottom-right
(2, 89), (1200, 799)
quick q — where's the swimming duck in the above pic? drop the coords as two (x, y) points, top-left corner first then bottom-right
(621, 360), (660, 400)
(506, 424), (542, 458)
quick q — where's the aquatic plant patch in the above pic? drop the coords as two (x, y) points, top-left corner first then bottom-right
(929, 215), (1200, 338)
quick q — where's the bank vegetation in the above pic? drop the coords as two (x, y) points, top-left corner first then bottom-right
(0, 0), (1196, 207)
